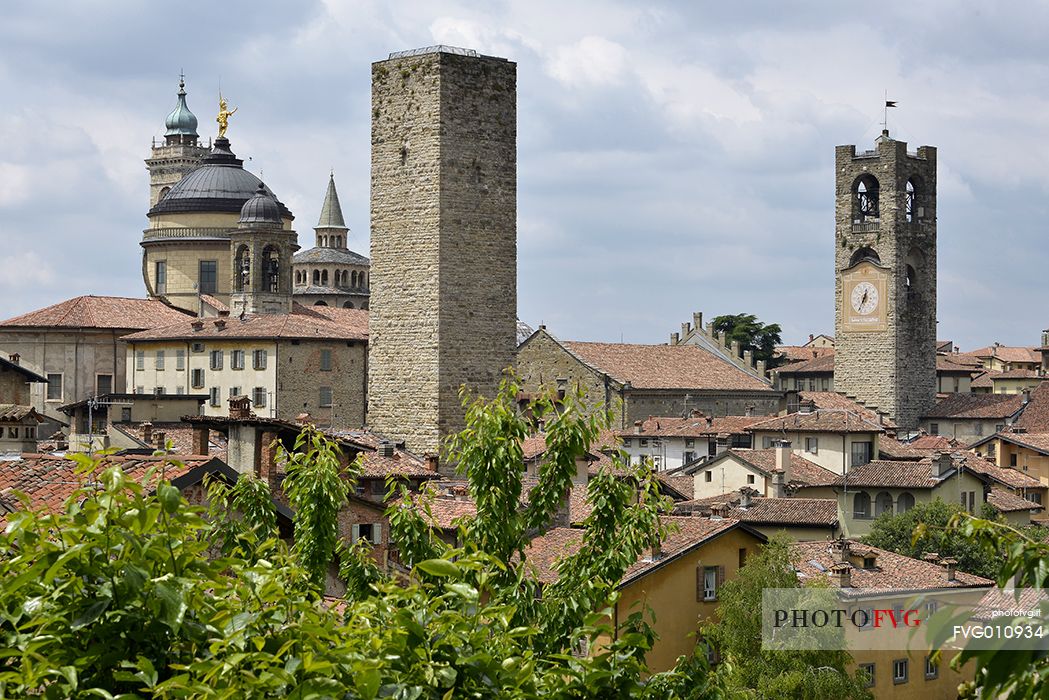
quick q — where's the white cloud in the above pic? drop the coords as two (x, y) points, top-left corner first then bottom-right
(546, 36), (629, 88)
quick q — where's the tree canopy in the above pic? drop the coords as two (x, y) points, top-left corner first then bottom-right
(710, 314), (783, 366)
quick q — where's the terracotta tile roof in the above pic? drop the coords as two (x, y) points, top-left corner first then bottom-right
(747, 410), (883, 434)
(520, 429), (617, 461)
(113, 422), (227, 459)
(617, 414), (771, 439)
(359, 448), (437, 479)
(0, 357), (48, 384)
(832, 460), (953, 489)
(0, 405), (44, 422)
(122, 303), (368, 342)
(990, 431), (1049, 457)
(0, 454), (212, 524)
(721, 448), (839, 487)
(734, 498), (838, 527)
(522, 517), (753, 586)
(657, 474), (694, 500)
(560, 340), (773, 392)
(937, 356), (980, 374)
(877, 435), (926, 460)
(776, 346), (835, 363)
(791, 540), (992, 591)
(1012, 383), (1049, 431)
(799, 392), (896, 430)
(199, 295), (229, 312)
(909, 434), (965, 451)
(952, 452), (1042, 489)
(773, 354), (835, 374)
(970, 371), (994, 388)
(987, 369), (1043, 380)
(988, 487), (1043, 513)
(0, 296), (191, 330)
(965, 345), (1040, 364)
(923, 393), (1025, 420)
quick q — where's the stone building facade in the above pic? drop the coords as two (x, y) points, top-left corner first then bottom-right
(834, 132), (937, 430)
(368, 46), (518, 455)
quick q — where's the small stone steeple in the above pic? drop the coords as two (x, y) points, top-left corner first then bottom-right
(146, 75), (208, 209)
(164, 75), (199, 145)
(315, 173), (349, 249)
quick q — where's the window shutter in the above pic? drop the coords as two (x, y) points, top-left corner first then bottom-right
(716, 565), (726, 600)
(372, 523), (382, 545)
(695, 561), (704, 602)
(351, 524), (360, 542)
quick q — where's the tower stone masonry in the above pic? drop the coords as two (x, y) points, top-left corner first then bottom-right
(368, 46), (518, 457)
(834, 131), (937, 430)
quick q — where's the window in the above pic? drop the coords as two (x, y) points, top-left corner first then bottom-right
(853, 491), (871, 519)
(319, 386), (333, 407)
(253, 349), (268, 370)
(191, 369), (205, 389)
(929, 423), (939, 436)
(121, 407), (132, 422)
(850, 440), (873, 467)
(96, 374), (112, 396)
(191, 342), (205, 353)
(231, 350), (245, 370)
(1010, 453), (1018, 467)
(46, 373), (63, 401)
(320, 349), (332, 371)
(702, 566), (718, 601)
(746, 474), (755, 484)
(875, 491), (894, 516)
(155, 260), (167, 295)
(136, 351), (145, 370)
(892, 658), (908, 684)
(352, 523), (381, 545)
(175, 349), (185, 371)
(229, 387), (241, 398)
(210, 350), (223, 370)
(859, 663), (875, 688)
(683, 451), (695, 464)
(731, 434), (752, 449)
(639, 439), (648, 447)
(924, 655), (938, 679)
(623, 438), (631, 447)
(738, 548), (747, 568)
(685, 439), (694, 448)
(805, 437), (818, 454)
(974, 422), (983, 436)
(155, 350), (165, 370)
(253, 387), (267, 408)
(762, 436), (773, 449)
(199, 260), (218, 295)
(704, 471), (712, 483)
(898, 492), (915, 513)
(209, 388), (220, 406)
(1028, 492), (1043, 505)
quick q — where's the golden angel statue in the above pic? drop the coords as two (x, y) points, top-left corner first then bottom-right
(216, 95), (238, 138)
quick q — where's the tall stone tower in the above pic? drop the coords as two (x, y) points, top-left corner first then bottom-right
(368, 46), (517, 456)
(145, 76), (208, 208)
(834, 131), (937, 430)
(229, 185), (298, 316)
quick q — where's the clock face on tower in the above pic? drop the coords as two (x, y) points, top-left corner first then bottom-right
(841, 262), (888, 332)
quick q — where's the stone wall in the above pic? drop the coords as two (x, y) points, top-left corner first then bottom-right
(369, 47), (517, 455)
(625, 391), (780, 423)
(276, 339), (367, 429)
(834, 135), (937, 430)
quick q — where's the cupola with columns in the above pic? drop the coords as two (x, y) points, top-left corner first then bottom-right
(229, 184), (299, 316)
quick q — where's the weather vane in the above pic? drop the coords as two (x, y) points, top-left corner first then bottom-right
(217, 93), (237, 138)
(882, 90), (897, 133)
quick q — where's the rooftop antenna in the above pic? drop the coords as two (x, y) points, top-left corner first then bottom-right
(882, 90), (897, 134)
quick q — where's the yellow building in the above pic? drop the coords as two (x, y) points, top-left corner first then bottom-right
(524, 517), (767, 672)
(747, 407), (884, 475)
(791, 540), (993, 699)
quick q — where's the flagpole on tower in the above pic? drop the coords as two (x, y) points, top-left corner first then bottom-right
(883, 91), (898, 135)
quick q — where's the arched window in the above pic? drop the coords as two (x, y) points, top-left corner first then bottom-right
(350, 270), (357, 287)
(313, 269), (320, 285)
(853, 175), (880, 222)
(343, 301), (354, 309)
(853, 492), (871, 519)
(234, 245), (250, 292)
(875, 491), (894, 517)
(321, 236), (327, 247)
(321, 269), (329, 286)
(159, 186), (171, 200)
(314, 300), (328, 306)
(362, 271), (367, 289)
(849, 246), (881, 268)
(261, 245), (280, 293)
(905, 179), (916, 222)
(897, 492), (915, 513)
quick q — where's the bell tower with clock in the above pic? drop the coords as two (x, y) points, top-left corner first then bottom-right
(834, 130), (937, 431)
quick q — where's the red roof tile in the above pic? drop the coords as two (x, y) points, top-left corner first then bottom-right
(734, 498), (838, 527)
(923, 393), (1025, 420)
(123, 303), (367, 342)
(773, 354), (835, 374)
(713, 448), (839, 487)
(617, 414), (771, 439)
(561, 340), (773, 392)
(988, 487), (1043, 513)
(799, 392), (896, 430)
(0, 296), (191, 330)
(964, 345), (1040, 365)
(1012, 383), (1049, 431)
(747, 410), (883, 434)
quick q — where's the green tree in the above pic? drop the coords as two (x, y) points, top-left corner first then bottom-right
(861, 498), (999, 579)
(703, 534), (872, 699)
(0, 380), (726, 699)
(710, 313), (783, 367)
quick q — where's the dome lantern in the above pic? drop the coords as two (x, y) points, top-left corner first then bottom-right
(164, 74), (199, 143)
(239, 183), (283, 225)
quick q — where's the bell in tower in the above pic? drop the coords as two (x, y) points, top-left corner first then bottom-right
(229, 184), (299, 316)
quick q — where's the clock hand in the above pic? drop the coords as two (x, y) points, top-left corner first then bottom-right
(860, 290), (868, 307)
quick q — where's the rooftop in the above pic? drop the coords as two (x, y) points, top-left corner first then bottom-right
(923, 393), (1026, 420)
(747, 409), (884, 434)
(618, 414), (771, 439)
(0, 296), (191, 331)
(733, 498), (838, 527)
(122, 304), (367, 342)
(988, 487), (1043, 513)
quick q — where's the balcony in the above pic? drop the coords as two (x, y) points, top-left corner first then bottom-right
(142, 227), (232, 242)
(851, 221), (880, 234)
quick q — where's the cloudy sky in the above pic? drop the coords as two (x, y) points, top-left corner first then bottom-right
(1, 1), (1047, 350)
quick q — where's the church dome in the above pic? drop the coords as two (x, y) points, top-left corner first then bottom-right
(164, 78), (199, 137)
(239, 184), (283, 225)
(148, 137), (294, 219)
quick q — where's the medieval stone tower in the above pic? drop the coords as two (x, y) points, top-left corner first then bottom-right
(834, 131), (937, 430)
(368, 46), (517, 456)
(145, 77), (208, 208)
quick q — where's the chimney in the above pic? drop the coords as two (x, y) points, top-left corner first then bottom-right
(731, 340), (741, 358)
(689, 408), (703, 419)
(830, 562), (852, 588)
(191, 426), (209, 455)
(710, 503), (726, 519)
(773, 470), (787, 499)
(634, 420), (643, 435)
(832, 537), (852, 563)
(191, 320), (204, 331)
(378, 440), (395, 458)
(942, 557), (958, 582)
(229, 396), (252, 419)
(645, 535), (662, 562)
(756, 359), (766, 376)
(682, 322), (690, 339)
(425, 453), (439, 472)
(809, 334), (815, 343)
(705, 415), (714, 429)
(218, 309), (230, 317)
(214, 319), (227, 330)
(8, 353), (19, 365)
(739, 486), (756, 509)
(922, 552), (941, 564)
(550, 487), (572, 528)
(931, 452), (952, 478)
(1023, 389), (1032, 405)
(693, 312), (703, 330)
(799, 400), (815, 415)
(775, 440), (792, 481)
(259, 431), (280, 487)
(154, 430), (166, 450)
(142, 422), (153, 444)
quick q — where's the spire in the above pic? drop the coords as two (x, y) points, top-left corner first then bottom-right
(164, 73), (199, 141)
(316, 173), (348, 230)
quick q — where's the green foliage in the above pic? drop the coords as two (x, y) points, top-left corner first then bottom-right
(710, 313), (783, 367)
(279, 425), (355, 588)
(0, 380), (728, 698)
(704, 534), (871, 699)
(861, 498), (999, 579)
